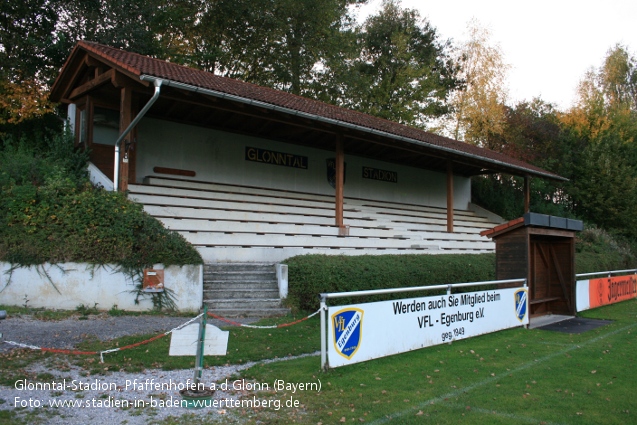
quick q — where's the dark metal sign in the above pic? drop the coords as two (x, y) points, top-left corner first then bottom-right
(245, 146), (308, 169)
(362, 166), (398, 183)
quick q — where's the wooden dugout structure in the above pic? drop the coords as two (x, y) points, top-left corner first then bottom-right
(481, 213), (583, 317)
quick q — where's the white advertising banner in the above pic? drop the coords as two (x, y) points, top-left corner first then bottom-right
(327, 287), (528, 368)
(575, 280), (591, 312)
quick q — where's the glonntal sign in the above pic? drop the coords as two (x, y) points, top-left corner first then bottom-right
(245, 146), (308, 169)
(327, 287), (528, 368)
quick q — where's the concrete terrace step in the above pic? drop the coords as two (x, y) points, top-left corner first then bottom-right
(196, 246), (494, 263)
(134, 193), (490, 229)
(129, 178), (500, 262)
(209, 308), (291, 318)
(202, 262), (289, 317)
(204, 281), (279, 291)
(134, 178), (487, 221)
(180, 232), (494, 250)
(139, 177), (336, 204)
(203, 262), (277, 273)
(130, 183), (337, 210)
(159, 218), (490, 241)
(204, 298), (285, 310)
(204, 289), (280, 299)
(203, 271), (277, 281)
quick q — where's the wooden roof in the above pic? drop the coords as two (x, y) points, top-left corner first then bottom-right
(481, 213), (583, 238)
(50, 41), (566, 181)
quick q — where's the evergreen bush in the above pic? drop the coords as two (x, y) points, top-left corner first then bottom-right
(575, 226), (637, 274)
(286, 254), (496, 311)
(0, 131), (202, 269)
(286, 232), (636, 312)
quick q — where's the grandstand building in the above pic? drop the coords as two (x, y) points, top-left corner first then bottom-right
(50, 42), (565, 315)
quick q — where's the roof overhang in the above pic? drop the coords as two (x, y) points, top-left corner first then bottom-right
(138, 75), (566, 181)
(50, 42), (567, 182)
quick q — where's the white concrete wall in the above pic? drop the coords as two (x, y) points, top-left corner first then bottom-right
(0, 263), (202, 313)
(88, 162), (114, 191)
(136, 118), (472, 209)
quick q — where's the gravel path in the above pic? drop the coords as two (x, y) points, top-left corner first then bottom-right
(0, 313), (316, 424)
(0, 313), (257, 353)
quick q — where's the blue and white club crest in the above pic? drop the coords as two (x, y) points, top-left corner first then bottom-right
(514, 289), (528, 322)
(331, 308), (364, 360)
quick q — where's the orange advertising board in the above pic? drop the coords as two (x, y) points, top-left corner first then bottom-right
(589, 274), (637, 308)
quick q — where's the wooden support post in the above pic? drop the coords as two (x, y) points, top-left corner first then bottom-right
(524, 175), (530, 213)
(119, 87), (132, 191)
(335, 135), (344, 229)
(447, 162), (454, 233)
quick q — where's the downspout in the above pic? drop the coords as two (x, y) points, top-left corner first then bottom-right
(113, 79), (163, 191)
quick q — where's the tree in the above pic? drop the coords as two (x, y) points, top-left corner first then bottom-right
(191, 0), (365, 96)
(491, 100), (566, 166)
(1, 0), (187, 134)
(444, 19), (509, 146)
(317, 0), (459, 126)
(56, 0), (173, 58)
(471, 99), (574, 220)
(559, 45), (637, 238)
(599, 44), (637, 110)
(0, 0), (63, 125)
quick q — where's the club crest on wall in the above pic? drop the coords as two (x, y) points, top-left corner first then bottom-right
(326, 158), (346, 189)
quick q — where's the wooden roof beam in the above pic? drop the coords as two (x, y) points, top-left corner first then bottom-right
(69, 69), (115, 99)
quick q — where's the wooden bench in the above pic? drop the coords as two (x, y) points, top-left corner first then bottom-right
(529, 297), (562, 305)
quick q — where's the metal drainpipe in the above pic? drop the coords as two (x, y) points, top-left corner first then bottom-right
(113, 79), (163, 191)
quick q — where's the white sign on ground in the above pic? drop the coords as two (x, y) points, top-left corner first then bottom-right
(169, 323), (229, 356)
(327, 287), (528, 368)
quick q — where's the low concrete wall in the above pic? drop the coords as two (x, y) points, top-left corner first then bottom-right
(0, 262), (203, 313)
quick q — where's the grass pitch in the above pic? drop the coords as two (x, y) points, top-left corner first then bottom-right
(1, 301), (635, 424)
(240, 300), (637, 424)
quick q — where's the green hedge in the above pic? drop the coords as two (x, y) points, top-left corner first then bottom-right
(286, 244), (635, 312)
(286, 254), (497, 311)
(575, 226), (636, 274)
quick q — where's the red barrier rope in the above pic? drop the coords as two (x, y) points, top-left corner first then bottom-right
(2, 313), (204, 361)
(107, 333), (168, 352)
(1, 309), (320, 360)
(207, 309), (321, 329)
(41, 348), (99, 355)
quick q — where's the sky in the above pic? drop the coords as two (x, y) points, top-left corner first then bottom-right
(354, 0), (637, 110)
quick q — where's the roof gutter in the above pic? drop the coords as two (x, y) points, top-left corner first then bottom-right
(113, 78), (163, 191)
(139, 75), (565, 182)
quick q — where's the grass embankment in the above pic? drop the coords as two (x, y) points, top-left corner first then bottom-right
(0, 133), (202, 269)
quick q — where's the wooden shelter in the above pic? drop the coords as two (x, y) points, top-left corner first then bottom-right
(481, 213), (583, 317)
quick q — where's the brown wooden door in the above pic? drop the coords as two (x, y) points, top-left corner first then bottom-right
(530, 239), (573, 316)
